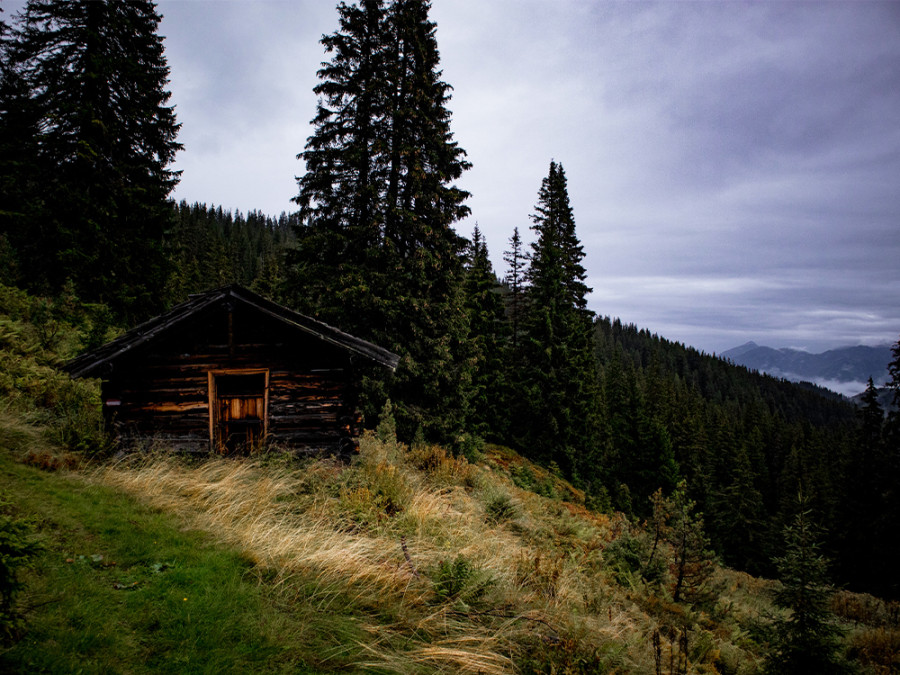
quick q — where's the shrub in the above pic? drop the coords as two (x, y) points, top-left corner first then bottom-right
(517, 622), (626, 674)
(0, 495), (43, 641)
(485, 492), (518, 524)
(0, 283), (112, 456)
(847, 627), (900, 672)
(43, 376), (109, 455)
(452, 432), (484, 463)
(342, 438), (414, 526)
(375, 399), (397, 444)
(511, 465), (558, 499)
(603, 531), (665, 587)
(429, 555), (494, 607)
(408, 442), (471, 486)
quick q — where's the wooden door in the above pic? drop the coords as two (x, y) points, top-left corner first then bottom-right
(212, 372), (267, 454)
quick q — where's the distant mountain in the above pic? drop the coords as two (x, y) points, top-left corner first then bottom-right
(721, 342), (893, 397)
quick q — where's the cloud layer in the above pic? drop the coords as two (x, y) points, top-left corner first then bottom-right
(8, 0), (897, 354)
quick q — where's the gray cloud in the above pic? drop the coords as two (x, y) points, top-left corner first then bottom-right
(7, 0), (899, 354)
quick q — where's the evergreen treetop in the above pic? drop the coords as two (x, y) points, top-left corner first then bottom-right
(502, 225), (527, 355)
(514, 160), (600, 477)
(289, 0), (472, 444)
(1, 0), (181, 319)
(526, 161), (591, 318)
(765, 502), (849, 674)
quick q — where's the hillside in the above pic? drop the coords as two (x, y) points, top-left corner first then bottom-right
(590, 318), (900, 600)
(2, 422), (898, 673)
(0, 284), (898, 673)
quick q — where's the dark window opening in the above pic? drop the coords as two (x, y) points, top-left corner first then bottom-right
(216, 373), (266, 396)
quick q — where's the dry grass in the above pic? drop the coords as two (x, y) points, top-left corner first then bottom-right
(88, 432), (896, 674)
(92, 434), (653, 672)
(0, 409), (84, 471)
(96, 453), (417, 605)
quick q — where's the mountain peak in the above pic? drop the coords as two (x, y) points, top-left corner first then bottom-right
(722, 341), (760, 359)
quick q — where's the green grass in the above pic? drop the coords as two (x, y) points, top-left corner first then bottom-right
(0, 451), (369, 674)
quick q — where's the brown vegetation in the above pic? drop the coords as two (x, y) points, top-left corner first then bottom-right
(88, 434), (775, 673)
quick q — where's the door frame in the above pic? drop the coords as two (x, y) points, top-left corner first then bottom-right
(207, 368), (270, 452)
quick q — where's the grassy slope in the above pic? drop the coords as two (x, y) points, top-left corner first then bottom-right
(0, 423), (764, 674)
(2, 286), (896, 673)
(2, 419), (899, 673)
(0, 418), (372, 674)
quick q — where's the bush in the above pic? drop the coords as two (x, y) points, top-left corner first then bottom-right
(43, 376), (109, 455)
(0, 283), (113, 456)
(485, 492), (518, 524)
(452, 432), (484, 463)
(0, 495), (43, 641)
(510, 465), (558, 499)
(375, 399), (397, 444)
(429, 555), (494, 607)
(847, 627), (900, 672)
(340, 437), (413, 527)
(603, 530), (666, 587)
(408, 442), (471, 486)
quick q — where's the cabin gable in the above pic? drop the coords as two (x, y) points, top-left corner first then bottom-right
(66, 286), (398, 454)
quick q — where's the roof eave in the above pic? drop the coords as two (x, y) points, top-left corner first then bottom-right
(64, 286), (400, 377)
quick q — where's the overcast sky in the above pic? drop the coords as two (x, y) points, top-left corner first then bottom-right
(12, 0), (899, 355)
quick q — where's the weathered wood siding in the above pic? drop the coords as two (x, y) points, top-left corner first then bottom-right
(101, 302), (359, 452)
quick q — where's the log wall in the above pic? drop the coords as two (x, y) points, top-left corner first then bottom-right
(101, 303), (359, 453)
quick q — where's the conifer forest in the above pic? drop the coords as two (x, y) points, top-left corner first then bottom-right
(1, 1), (899, 672)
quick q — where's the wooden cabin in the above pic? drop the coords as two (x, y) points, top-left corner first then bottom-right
(65, 285), (399, 454)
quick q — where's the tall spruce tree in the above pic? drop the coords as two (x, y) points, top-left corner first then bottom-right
(289, 0), (391, 329)
(463, 224), (507, 439)
(502, 226), (527, 356)
(1, 0), (181, 319)
(517, 161), (600, 481)
(0, 10), (43, 287)
(290, 0), (472, 443)
(883, 338), (900, 599)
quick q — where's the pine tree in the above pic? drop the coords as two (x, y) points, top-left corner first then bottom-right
(502, 226), (527, 355)
(667, 482), (716, 604)
(517, 160), (600, 480)
(765, 501), (848, 674)
(710, 443), (769, 573)
(3, 0), (181, 319)
(289, 0), (392, 329)
(858, 377), (884, 452)
(463, 224), (507, 439)
(0, 12), (43, 288)
(641, 482), (716, 603)
(289, 0), (472, 443)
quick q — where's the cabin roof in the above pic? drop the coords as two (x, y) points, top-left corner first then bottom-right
(64, 285), (400, 378)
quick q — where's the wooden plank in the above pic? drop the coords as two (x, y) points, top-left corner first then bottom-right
(123, 404), (205, 415)
(101, 330), (360, 452)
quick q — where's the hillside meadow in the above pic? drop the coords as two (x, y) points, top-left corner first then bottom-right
(0, 284), (897, 673)
(1, 418), (898, 673)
